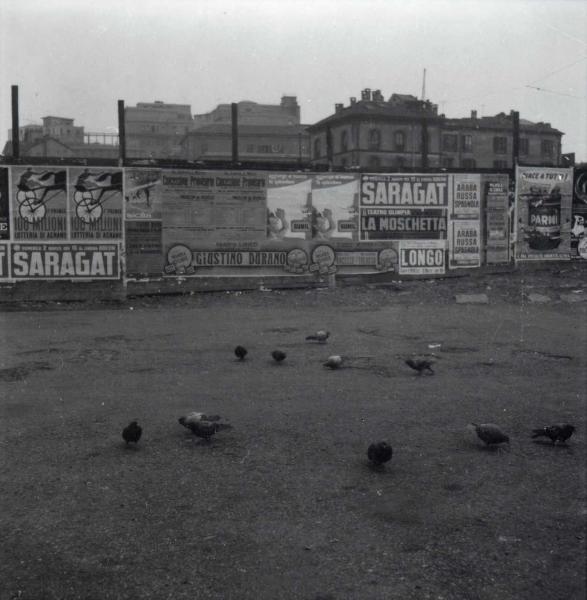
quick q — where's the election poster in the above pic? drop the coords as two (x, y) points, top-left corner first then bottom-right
(266, 173), (312, 240)
(11, 165), (68, 240)
(69, 167), (124, 240)
(10, 242), (120, 279)
(360, 173), (449, 241)
(0, 167), (9, 240)
(515, 166), (573, 261)
(124, 168), (163, 220)
(571, 165), (587, 259)
(310, 174), (358, 241)
(398, 239), (446, 275)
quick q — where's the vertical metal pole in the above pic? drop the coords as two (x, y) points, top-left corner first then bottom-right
(512, 110), (520, 168)
(11, 85), (20, 159)
(231, 103), (238, 163)
(421, 118), (429, 170)
(118, 100), (126, 165)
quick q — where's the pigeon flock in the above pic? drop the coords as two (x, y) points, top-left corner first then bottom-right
(122, 329), (576, 468)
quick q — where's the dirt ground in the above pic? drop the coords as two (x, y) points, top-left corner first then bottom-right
(1, 263), (586, 600)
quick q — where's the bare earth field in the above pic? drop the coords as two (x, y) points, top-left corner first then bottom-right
(1, 264), (586, 600)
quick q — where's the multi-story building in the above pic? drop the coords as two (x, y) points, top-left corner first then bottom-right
(3, 115), (118, 159)
(307, 89), (564, 170)
(307, 90), (443, 170)
(180, 123), (310, 163)
(124, 101), (193, 159)
(192, 96), (300, 128)
(440, 112), (562, 169)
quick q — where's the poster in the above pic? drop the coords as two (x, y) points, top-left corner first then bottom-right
(124, 168), (163, 220)
(266, 173), (312, 240)
(360, 173), (449, 241)
(11, 165), (68, 240)
(162, 171), (267, 248)
(515, 166), (573, 261)
(69, 167), (124, 240)
(449, 219), (481, 268)
(125, 220), (163, 276)
(398, 239), (446, 275)
(452, 174), (481, 219)
(0, 167), (9, 240)
(310, 174), (358, 240)
(10, 242), (119, 279)
(0, 243), (8, 278)
(571, 165), (587, 259)
(484, 175), (510, 264)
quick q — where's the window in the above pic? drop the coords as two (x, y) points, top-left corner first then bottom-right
(541, 139), (554, 157)
(313, 138), (321, 159)
(395, 156), (405, 168)
(257, 145), (272, 153)
(340, 130), (348, 152)
(461, 134), (473, 152)
(493, 137), (507, 154)
(246, 144), (255, 153)
(441, 156), (454, 167)
(519, 138), (529, 155)
(368, 129), (381, 150)
(394, 131), (406, 151)
(340, 157), (347, 168)
(461, 158), (476, 169)
(368, 155), (381, 170)
(493, 160), (508, 169)
(442, 134), (458, 152)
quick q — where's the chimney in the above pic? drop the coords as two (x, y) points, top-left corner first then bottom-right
(350, 97), (357, 106)
(335, 103), (344, 113)
(471, 110), (477, 119)
(361, 88), (372, 101)
(372, 89), (384, 101)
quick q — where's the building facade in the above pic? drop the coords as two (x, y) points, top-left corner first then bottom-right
(124, 101), (193, 159)
(307, 89), (564, 170)
(3, 116), (118, 159)
(181, 123), (310, 163)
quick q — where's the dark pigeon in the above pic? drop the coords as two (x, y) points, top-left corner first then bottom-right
(271, 350), (287, 363)
(532, 423), (575, 445)
(405, 358), (434, 375)
(234, 345), (248, 360)
(367, 442), (393, 467)
(122, 420), (142, 446)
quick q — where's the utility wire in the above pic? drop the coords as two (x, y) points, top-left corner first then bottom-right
(525, 85), (585, 99)
(527, 56), (587, 85)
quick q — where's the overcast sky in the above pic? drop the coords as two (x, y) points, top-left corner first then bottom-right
(1, 0), (585, 159)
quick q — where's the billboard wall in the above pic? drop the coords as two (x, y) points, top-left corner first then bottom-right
(0, 165), (518, 281)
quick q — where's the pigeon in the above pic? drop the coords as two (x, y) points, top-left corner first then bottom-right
(531, 423), (575, 445)
(178, 412), (222, 428)
(323, 355), (343, 369)
(306, 330), (330, 343)
(122, 420), (142, 446)
(271, 350), (287, 363)
(234, 345), (248, 360)
(367, 442), (393, 467)
(471, 423), (510, 447)
(186, 420), (233, 442)
(405, 358), (434, 375)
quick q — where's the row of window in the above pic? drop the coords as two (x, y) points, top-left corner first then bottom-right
(314, 132), (557, 159)
(442, 134), (555, 156)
